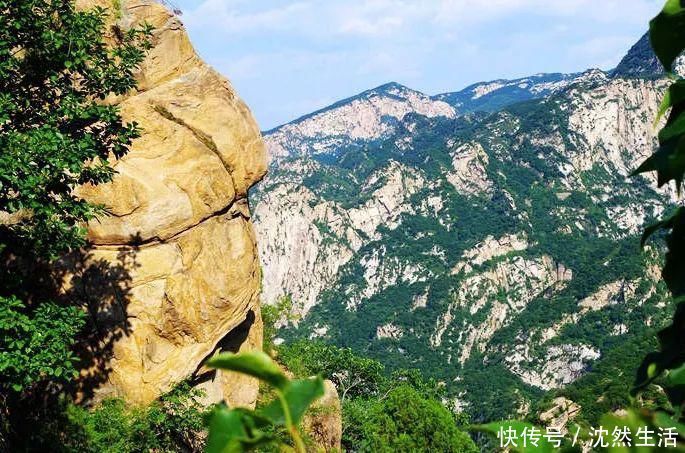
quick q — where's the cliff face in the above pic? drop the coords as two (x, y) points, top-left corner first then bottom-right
(68, 0), (267, 406)
(251, 46), (677, 416)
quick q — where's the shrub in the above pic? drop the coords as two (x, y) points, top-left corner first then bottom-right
(343, 385), (478, 453)
(28, 383), (206, 453)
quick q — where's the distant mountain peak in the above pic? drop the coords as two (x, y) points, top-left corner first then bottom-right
(372, 81), (411, 93)
(354, 81), (427, 102)
(611, 33), (663, 79)
(264, 82), (455, 159)
(433, 72), (586, 114)
(266, 82), (434, 133)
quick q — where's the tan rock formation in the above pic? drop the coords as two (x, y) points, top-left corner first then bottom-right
(66, 0), (267, 406)
(539, 397), (581, 434)
(303, 380), (343, 452)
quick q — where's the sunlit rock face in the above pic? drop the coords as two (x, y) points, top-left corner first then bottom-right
(264, 82), (456, 160)
(68, 0), (267, 406)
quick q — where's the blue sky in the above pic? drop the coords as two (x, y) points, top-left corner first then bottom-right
(173, 0), (663, 130)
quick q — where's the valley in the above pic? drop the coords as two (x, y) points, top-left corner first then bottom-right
(251, 34), (678, 423)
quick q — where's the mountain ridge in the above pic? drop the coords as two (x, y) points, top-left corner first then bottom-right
(264, 69), (615, 161)
(611, 32), (663, 78)
(433, 71), (586, 113)
(251, 33), (677, 423)
(266, 29), (662, 142)
(264, 82), (426, 133)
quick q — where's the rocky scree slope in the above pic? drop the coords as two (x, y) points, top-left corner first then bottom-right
(252, 36), (678, 420)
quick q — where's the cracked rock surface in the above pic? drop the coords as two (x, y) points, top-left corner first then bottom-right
(68, 0), (267, 406)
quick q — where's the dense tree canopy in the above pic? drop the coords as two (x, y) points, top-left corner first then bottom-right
(343, 385), (477, 453)
(0, 0), (150, 257)
(0, 0), (151, 448)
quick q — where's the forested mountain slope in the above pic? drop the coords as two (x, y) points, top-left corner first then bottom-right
(251, 35), (678, 421)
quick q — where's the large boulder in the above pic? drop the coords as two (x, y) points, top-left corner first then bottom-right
(66, 0), (267, 406)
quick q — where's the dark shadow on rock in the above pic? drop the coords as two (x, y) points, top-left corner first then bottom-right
(0, 231), (143, 449)
(217, 309), (256, 353)
(60, 240), (142, 405)
(190, 309), (257, 387)
(0, 233), (143, 405)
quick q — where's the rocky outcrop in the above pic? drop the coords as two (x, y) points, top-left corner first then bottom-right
(67, 0), (267, 406)
(507, 343), (601, 390)
(254, 161), (424, 315)
(450, 233), (529, 275)
(376, 323), (404, 340)
(433, 235), (572, 355)
(303, 380), (343, 452)
(566, 78), (667, 183)
(539, 397), (581, 433)
(445, 142), (493, 196)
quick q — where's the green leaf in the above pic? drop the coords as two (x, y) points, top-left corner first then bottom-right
(656, 80), (685, 126)
(207, 351), (289, 390)
(602, 410), (685, 452)
(205, 406), (273, 453)
(660, 109), (685, 143)
(669, 363), (685, 386)
(205, 406), (245, 453)
(632, 136), (685, 189)
(259, 376), (325, 426)
(650, 0), (685, 71)
(640, 208), (680, 247)
(470, 421), (556, 453)
(654, 410), (685, 437)
(656, 86), (673, 127)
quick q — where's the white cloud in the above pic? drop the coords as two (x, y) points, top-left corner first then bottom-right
(174, 0), (664, 128)
(338, 15), (405, 37)
(183, 0), (661, 40)
(183, 0), (311, 34)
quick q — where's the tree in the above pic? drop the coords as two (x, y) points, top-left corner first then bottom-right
(0, 0), (151, 446)
(342, 385), (478, 453)
(262, 295), (299, 353)
(0, 0), (150, 258)
(278, 341), (384, 403)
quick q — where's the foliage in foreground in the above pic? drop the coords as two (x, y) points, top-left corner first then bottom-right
(64, 383), (206, 453)
(0, 296), (85, 392)
(0, 0), (151, 258)
(629, 0), (685, 429)
(0, 0), (151, 398)
(205, 351), (324, 453)
(8, 382), (206, 453)
(0, 0), (151, 448)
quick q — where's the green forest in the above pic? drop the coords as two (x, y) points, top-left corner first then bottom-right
(1, 0), (685, 452)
